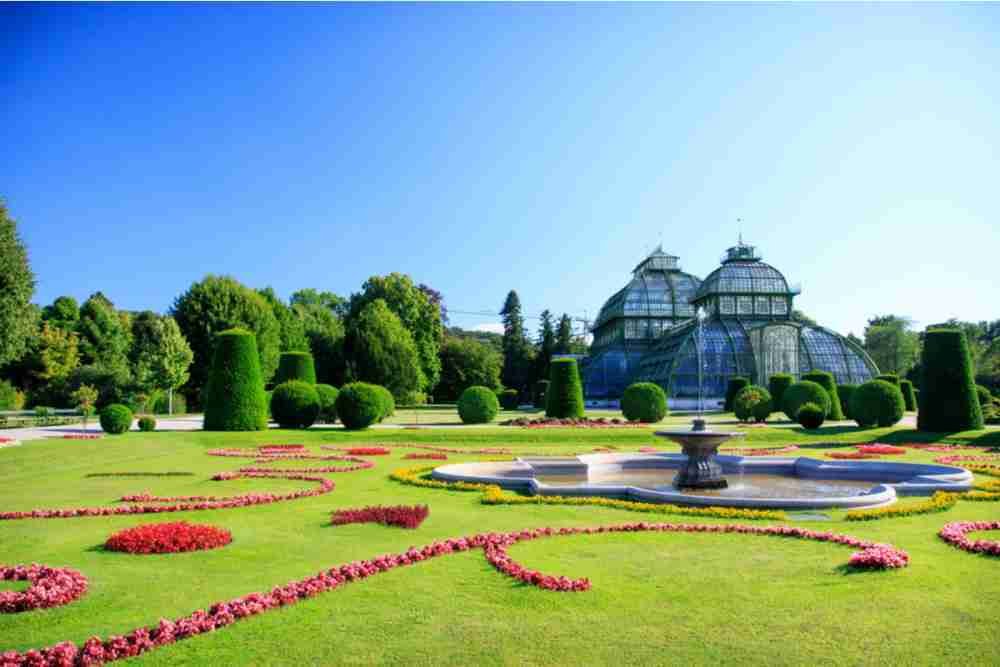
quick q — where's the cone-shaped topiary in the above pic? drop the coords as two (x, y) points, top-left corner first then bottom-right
(100, 404), (133, 434)
(270, 380), (321, 429)
(499, 389), (520, 410)
(734, 385), (772, 423)
(336, 382), (384, 430)
(782, 381), (830, 422)
(533, 380), (550, 408)
(621, 382), (668, 423)
(900, 379), (917, 412)
(457, 386), (500, 424)
(768, 374), (793, 414)
(801, 370), (845, 420)
(273, 351), (317, 385)
(724, 377), (749, 412)
(796, 402), (825, 430)
(314, 384), (339, 423)
(545, 358), (585, 419)
(203, 329), (268, 431)
(852, 379), (905, 427)
(837, 384), (857, 420)
(917, 329), (984, 432)
(875, 373), (900, 386)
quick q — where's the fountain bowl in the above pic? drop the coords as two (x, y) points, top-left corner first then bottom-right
(653, 423), (745, 490)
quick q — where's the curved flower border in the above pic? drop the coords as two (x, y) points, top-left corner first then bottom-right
(0, 564), (88, 614)
(938, 520), (1000, 556)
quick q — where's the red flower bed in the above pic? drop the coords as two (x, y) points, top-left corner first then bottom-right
(60, 434), (102, 440)
(343, 447), (390, 456)
(105, 522), (232, 554)
(331, 505), (429, 529)
(402, 452), (447, 460)
(502, 417), (644, 428)
(826, 451), (881, 460)
(258, 444), (305, 451)
(0, 564), (88, 613)
(939, 520), (1000, 556)
(847, 545), (910, 568)
(722, 446), (799, 457)
(856, 444), (906, 455)
(323, 444), (513, 456)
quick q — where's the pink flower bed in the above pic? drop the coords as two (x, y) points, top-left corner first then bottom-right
(934, 454), (1000, 466)
(60, 434), (102, 440)
(503, 417), (644, 429)
(722, 446), (799, 457)
(105, 522), (232, 554)
(343, 447), (390, 456)
(826, 451), (881, 460)
(257, 444), (305, 451)
(939, 521), (1000, 556)
(331, 505), (429, 529)
(323, 444), (513, 456)
(856, 444), (906, 455)
(0, 564), (88, 613)
(402, 452), (447, 461)
(0, 521), (908, 665)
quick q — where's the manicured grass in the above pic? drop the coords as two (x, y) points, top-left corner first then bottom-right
(1, 419), (998, 664)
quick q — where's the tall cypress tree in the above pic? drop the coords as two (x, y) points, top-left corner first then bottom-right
(534, 310), (556, 386)
(0, 200), (37, 367)
(555, 313), (573, 354)
(500, 291), (530, 392)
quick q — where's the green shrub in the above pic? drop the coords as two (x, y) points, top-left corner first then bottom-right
(273, 351), (317, 385)
(796, 402), (825, 430)
(533, 380), (550, 408)
(335, 382), (384, 430)
(851, 379), (906, 427)
(837, 384), (857, 420)
(137, 416), (156, 432)
(203, 329), (269, 431)
(782, 381), (830, 421)
(976, 385), (993, 409)
(724, 376), (749, 412)
(270, 380), (321, 429)
(733, 385), (772, 423)
(0, 380), (19, 410)
(875, 373), (900, 386)
(917, 329), (984, 432)
(399, 390), (427, 406)
(499, 389), (520, 410)
(767, 374), (793, 413)
(457, 386), (500, 424)
(621, 382), (668, 423)
(151, 391), (186, 415)
(314, 384), (339, 423)
(801, 370), (845, 420)
(899, 379), (917, 412)
(373, 385), (395, 420)
(100, 404), (133, 434)
(545, 358), (585, 419)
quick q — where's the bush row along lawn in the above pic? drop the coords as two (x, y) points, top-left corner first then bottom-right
(0, 420), (998, 665)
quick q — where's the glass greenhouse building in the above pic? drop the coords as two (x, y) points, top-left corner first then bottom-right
(581, 243), (878, 405)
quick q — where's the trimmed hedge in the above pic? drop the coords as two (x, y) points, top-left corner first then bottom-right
(270, 380), (321, 429)
(457, 386), (500, 424)
(545, 358), (584, 419)
(374, 385), (395, 421)
(100, 404), (133, 434)
(273, 351), (317, 385)
(801, 370), (845, 420)
(314, 384), (339, 424)
(621, 382), (668, 423)
(336, 382), (385, 430)
(533, 380), (550, 409)
(767, 374), (793, 414)
(733, 385), (772, 423)
(917, 329), (984, 432)
(724, 377), (749, 412)
(837, 384), (857, 420)
(899, 379), (917, 412)
(875, 373), (900, 386)
(203, 329), (268, 432)
(796, 402), (825, 429)
(499, 389), (520, 410)
(851, 379), (905, 427)
(782, 381), (830, 422)
(137, 416), (156, 432)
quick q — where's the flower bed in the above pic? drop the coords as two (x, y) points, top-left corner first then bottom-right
(390, 466), (496, 493)
(402, 452), (447, 460)
(331, 505), (429, 529)
(856, 444), (907, 455)
(501, 417), (644, 428)
(826, 451), (881, 460)
(343, 447), (390, 456)
(0, 564), (88, 613)
(85, 472), (195, 478)
(722, 445), (799, 457)
(845, 491), (957, 521)
(60, 434), (102, 440)
(258, 444), (305, 451)
(938, 520), (1000, 556)
(105, 522), (232, 554)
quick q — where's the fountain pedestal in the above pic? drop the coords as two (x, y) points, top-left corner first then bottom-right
(654, 424), (744, 490)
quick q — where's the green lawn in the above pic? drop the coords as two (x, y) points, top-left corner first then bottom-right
(1, 418), (999, 665)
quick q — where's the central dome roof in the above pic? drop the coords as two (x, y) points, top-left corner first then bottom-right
(694, 243), (792, 301)
(593, 246), (701, 330)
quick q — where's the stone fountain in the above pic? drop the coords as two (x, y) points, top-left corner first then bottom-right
(654, 418), (743, 489)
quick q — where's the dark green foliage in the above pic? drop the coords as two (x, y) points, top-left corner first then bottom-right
(724, 377), (749, 412)
(782, 381), (831, 421)
(875, 374), (900, 386)
(335, 382), (384, 430)
(274, 352), (317, 385)
(837, 384), (857, 420)
(0, 380), (19, 410)
(345, 299), (423, 401)
(137, 416), (156, 432)
(42, 296), (79, 331)
(257, 287), (309, 353)
(621, 382), (668, 423)
(100, 404), (133, 434)
(899, 379), (917, 411)
(545, 358), (584, 419)
(796, 402), (825, 430)
(768, 374), (793, 411)
(151, 391), (186, 415)
(499, 290), (532, 393)
(457, 386), (500, 424)
(290, 289), (347, 387)
(499, 389), (520, 410)
(917, 329), (984, 432)
(314, 384), (339, 423)
(801, 370), (845, 420)
(374, 385), (395, 420)
(851, 380), (906, 427)
(203, 329), (268, 432)
(76, 293), (131, 379)
(434, 336), (502, 402)
(975, 385), (992, 408)
(734, 385), (772, 423)
(533, 380), (550, 408)
(0, 200), (36, 367)
(270, 380), (320, 429)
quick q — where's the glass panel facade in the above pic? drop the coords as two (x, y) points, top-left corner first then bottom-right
(772, 297), (788, 315)
(755, 296), (770, 315)
(737, 296), (753, 315)
(720, 296), (735, 315)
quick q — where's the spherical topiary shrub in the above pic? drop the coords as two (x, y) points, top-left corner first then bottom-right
(837, 384), (857, 421)
(203, 329), (268, 432)
(335, 382), (384, 430)
(768, 374), (793, 414)
(733, 385), (772, 423)
(876, 373), (900, 386)
(533, 380), (550, 409)
(137, 416), (156, 432)
(796, 402), (825, 430)
(724, 377), (749, 412)
(100, 404), (133, 434)
(801, 370), (845, 420)
(545, 358), (585, 419)
(782, 381), (831, 422)
(314, 384), (339, 424)
(621, 382), (668, 423)
(273, 351), (317, 385)
(917, 329), (984, 432)
(373, 385), (395, 421)
(457, 386), (500, 424)
(499, 389), (520, 411)
(270, 380), (321, 429)
(899, 379), (917, 412)
(851, 379), (906, 428)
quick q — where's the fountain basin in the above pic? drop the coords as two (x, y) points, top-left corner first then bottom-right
(653, 426), (744, 489)
(430, 453), (974, 510)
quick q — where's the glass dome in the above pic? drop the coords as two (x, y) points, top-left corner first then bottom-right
(693, 244), (796, 302)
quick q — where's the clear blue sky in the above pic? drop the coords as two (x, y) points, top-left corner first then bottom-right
(3, 3), (998, 339)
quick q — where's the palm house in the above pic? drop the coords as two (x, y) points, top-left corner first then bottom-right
(581, 242), (878, 406)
